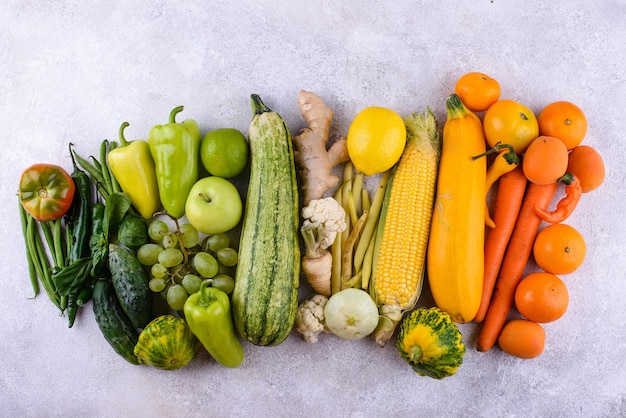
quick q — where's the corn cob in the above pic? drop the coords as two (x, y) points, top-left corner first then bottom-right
(370, 107), (440, 346)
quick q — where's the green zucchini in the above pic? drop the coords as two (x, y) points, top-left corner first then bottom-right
(231, 94), (301, 346)
(92, 279), (139, 365)
(108, 243), (153, 329)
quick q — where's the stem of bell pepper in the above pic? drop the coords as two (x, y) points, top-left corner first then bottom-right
(118, 122), (130, 146)
(197, 281), (218, 307)
(169, 105), (185, 123)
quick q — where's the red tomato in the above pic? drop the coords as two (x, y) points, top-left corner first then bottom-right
(19, 163), (75, 222)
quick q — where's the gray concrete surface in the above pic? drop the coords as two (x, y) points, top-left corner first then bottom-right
(1, 1), (625, 417)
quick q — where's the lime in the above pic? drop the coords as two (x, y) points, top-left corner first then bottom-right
(346, 107), (406, 176)
(200, 128), (249, 178)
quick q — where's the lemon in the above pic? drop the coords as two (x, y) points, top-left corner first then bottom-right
(346, 107), (407, 176)
(200, 128), (249, 179)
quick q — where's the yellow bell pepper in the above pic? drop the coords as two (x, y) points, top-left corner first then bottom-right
(108, 122), (160, 219)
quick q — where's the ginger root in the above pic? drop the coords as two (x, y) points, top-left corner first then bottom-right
(293, 90), (349, 206)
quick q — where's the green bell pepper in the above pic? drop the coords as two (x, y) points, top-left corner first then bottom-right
(148, 106), (201, 219)
(183, 282), (244, 368)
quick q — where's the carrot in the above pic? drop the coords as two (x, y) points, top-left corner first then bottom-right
(476, 180), (559, 352)
(474, 165), (527, 323)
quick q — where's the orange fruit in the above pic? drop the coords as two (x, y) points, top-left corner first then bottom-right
(567, 145), (605, 193)
(483, 99), (539, 154)
(538, 101), (587, 150)
(454, 72), (501, 112)
(522, 136), (569, 184)
(514, 272), (569, 323)
(533, 223), (586, 275)
(498, 319), (545, 359)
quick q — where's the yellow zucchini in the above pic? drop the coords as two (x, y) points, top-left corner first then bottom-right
(426, 94), (486, 323)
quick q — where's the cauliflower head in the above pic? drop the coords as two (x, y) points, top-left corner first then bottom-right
(295, 294), (329, 343)
(300, 197), (347, 256)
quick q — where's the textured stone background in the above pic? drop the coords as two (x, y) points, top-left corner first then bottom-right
(1, 1), (625, 417)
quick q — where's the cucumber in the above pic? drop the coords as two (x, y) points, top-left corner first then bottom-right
(108, 243), (152, 329)
(92, 279), (139, 365)
(231, 95), (301, 346)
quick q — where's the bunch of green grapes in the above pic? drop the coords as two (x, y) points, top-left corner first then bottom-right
(136, 219), (238, 311)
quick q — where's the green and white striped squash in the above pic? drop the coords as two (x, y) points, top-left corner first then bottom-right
(134, 315), (199, 370)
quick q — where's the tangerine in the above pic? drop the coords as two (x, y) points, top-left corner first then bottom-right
(533, 223), (586, 275)
(522, 136), (569, 184)
(454, 72), (501, 112)
(538, 101), (587, 150)
(498, 319), (546, 359)
(567, 145), (605, 193)
(514, 272), (569, 323)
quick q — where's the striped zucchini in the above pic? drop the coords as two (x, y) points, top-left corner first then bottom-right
(232, 94), (301, 346)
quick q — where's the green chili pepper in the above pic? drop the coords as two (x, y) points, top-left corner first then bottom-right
(148, 106), (201, 219)
(76, 284), (94, 306)
(66, 293), (79, 328)
(64, 150), (94, 328)
(183, 282), (244, 368)
(67, 146), (93, 263)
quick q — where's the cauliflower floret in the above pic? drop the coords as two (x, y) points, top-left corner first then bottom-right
(300, 197), (347, 257)
(295, 294), (329, 343)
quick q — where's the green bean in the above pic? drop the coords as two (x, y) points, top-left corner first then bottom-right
(52, 219), (66, 267)
(70, 145), (105, 184)
(353, 171), (389, 273)
(341, 162), (353, 244)
(351, 173), (364, 218)
(99, 140), (114, 194)
(107, 141), (122, 193)
(29, 218), (61, 310)
(18, 199), (39, 297)
(361, 188), (371, 213)
(341, 210), (368, 286)
(331, 187), (344, 295)
(360, 228), (377, 290)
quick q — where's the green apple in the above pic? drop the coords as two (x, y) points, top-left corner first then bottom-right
(185, 176), (242, 235)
